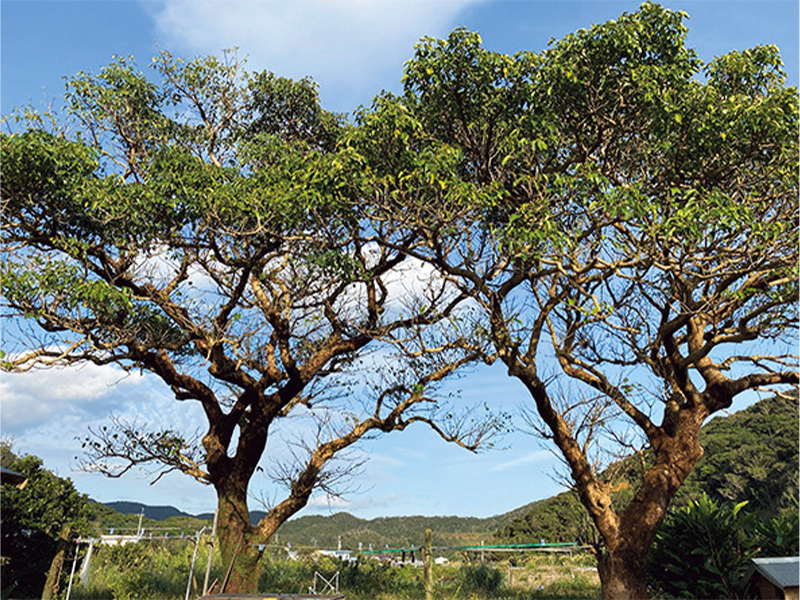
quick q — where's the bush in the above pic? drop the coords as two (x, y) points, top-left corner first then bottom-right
(461, 564), (504, 595)
(646, 494), (796, 599)
(758, 498), (799, 557)
(0, 448), (91, 599)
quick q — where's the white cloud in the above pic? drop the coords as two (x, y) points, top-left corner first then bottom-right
(0, 364), (214, 511)
(307, 493), (352, 509)
(0, 364), (145, 430)
(144, 0), (485, 111)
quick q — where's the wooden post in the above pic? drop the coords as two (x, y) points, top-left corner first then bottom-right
(424, 528), (433, 600)
(203, 509), (218, 596)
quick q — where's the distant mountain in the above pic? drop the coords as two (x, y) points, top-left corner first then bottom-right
(103, 501), (196, 521)
(97, 393), (797, 549)
(272, 511), (512, 550)
(98, 502), (522, 549)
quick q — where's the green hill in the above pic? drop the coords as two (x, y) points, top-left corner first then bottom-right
(676, 391), (799, 517)
(273, 512), (507, 550)
(496, 392), (799, 543)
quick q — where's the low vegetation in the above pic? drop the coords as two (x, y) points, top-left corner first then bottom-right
(67, 543), (600, 600)
(0, 443), (92, 599)
(647, 495), (799, 599)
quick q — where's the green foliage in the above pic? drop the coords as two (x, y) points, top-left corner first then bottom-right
(0, 444), (91, 599)
(69, 541), (209, 600)
(461, 564), (504, 594)
(647, 494), (799, 599)
(676, 392), (799, 517)
(756, 498), (800, 557)
(246, 71), (342, 151)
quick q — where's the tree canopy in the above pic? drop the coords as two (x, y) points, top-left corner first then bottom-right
(347, 3), (798, 598)
(0, 50), (493, 592)
(2, 3), (797, 597)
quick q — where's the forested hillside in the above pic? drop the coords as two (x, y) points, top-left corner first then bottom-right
(676, 391), (799, 517)
(95, 503), (507, 550)
(274, 512), (512, 550)
(496, 393), (799, 543)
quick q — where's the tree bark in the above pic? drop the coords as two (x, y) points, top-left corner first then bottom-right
(216, 488), (262, 593)
(41, 524), (71, 600)
(593, 412), (706, 599)
(597, 546), (649, 600)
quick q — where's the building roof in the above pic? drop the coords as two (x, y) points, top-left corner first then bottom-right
(748, 557), (800, 590)
(0, 466), (26, 486)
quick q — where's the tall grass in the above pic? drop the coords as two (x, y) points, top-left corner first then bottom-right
(68, 539), (219, 600)
(66, 541), (600, 599)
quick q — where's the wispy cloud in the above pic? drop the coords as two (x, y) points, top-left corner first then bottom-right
(307, 494), (352, 509)
(490, 450), (550, 472)
(144, 0), (485, 111)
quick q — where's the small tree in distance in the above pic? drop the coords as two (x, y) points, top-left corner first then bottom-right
(0, 52), (496, 592)
(354, 3), (798, 598)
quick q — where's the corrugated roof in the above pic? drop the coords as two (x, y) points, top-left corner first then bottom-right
(750, 557), (800, 589)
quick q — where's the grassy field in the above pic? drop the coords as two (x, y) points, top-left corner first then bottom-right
(65, 540), (600, 600)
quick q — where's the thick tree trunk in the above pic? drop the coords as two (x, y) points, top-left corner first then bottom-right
(598, 544), (650, 600)
(594, 415), (706, 600)
(216, 489), (263, 594)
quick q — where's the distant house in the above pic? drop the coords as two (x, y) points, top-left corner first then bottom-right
(99, 533), (142, 546)
(316, 549), (357, 563)
(744, 557), (799, 600)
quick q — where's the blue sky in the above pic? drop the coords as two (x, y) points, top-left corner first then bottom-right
(1, 0), (798, 521)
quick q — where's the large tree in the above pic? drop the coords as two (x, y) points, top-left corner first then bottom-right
(0, 53), (491, 592)
(353, 4), (798, 598)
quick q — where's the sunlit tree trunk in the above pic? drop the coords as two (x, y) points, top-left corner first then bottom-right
(593, 413), (706, 599)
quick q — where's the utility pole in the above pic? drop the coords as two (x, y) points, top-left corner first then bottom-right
(424, 529), (433, 600)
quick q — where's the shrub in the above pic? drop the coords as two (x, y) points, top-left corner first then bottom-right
(647, 495), (760, 598)
(461, 564), (504, 595)
(758, 498), (799, 557)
